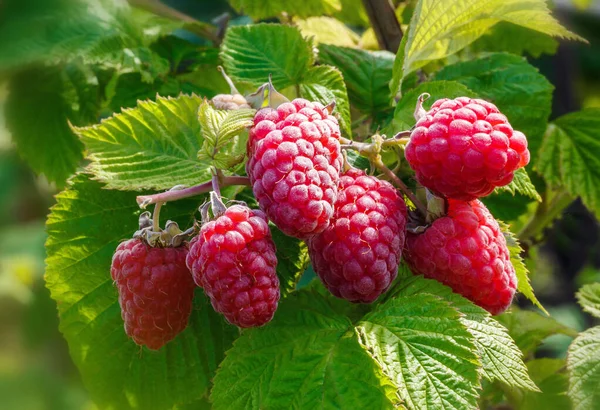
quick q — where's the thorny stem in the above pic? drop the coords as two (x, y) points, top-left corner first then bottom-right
(136, 176), (251, 207)
(152, 201), (163, 232)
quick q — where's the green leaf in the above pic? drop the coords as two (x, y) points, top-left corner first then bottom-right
(386, 80), (474, 134)
(5, 65), (98, 185)
(228, 0), (341, 20)
(469, 22), (558, 58)
(45, 173), (238, 409)
(567, 326), (600, 410)
(495, 168), (542, 202)
(299, 65), (352, 137)
(211, 288), (400, 409)
(576, 283), (600, 319)
(391, 0), (583, 92)
(537, 109), (600, 220)
(496, 307), (577, 356)
(390, 276), (538, 391)
(318, 45), (394, 114)
(433, 53), (554, 160)
(197, 101), (255, 169)
(296, 17), (360, 47)
(501, 223), (547, 314)
(74, 94), (211, 191)
(358, 292), (482, 410)
(0, 0), (179, 71)
(220, 24), (314, 89)
(270, 227), (310, 297)
(516, 359), (570, 410)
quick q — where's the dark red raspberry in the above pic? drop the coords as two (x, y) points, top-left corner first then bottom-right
(405, 97), (530, 201)
(111, 239), (195, 350)
(186, 205), (280, 327)
(246, 98), (343, 239)
(308, 169), (407, 303)
(405, 199), (517, 315)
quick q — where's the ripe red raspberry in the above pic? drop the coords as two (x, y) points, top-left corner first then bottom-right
(405, 97), (530, 201)
(186, 205), (280, 327)
(308, 169), (408, 303)
(246, 98), (343, 239)
(405, 199), (517, 315)
(111, 239), (195, 350)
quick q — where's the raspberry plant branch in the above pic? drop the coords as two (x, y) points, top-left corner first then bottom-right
(136, 176), (251, 208)
(517, 187), (574, 244)
(340, 134), (427, 216)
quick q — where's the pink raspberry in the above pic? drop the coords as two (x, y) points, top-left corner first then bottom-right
(405, 97), (530, 201)
(308, 169), (407, 303)
(111, 239), (195, 350)
(186, 205), (280, 327)
(405, 199), (517, 315)
(246, 98), (343, 239)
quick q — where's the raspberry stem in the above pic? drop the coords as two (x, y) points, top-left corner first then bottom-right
(372, 158), (429, 217)
(152, 201), (163, 232)
(136, 176), (251, 208)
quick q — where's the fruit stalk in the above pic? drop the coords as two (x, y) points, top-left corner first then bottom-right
(136, 176), (250, 207)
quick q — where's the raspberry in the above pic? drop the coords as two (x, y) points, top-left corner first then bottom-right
(405, 97), (530, 201)
(246, 98), (343, 239)
(186, 205), (280, 327)
(308, 169), (408, 303)
(405, 199), (517, 315)
(111, 239), (195, 350)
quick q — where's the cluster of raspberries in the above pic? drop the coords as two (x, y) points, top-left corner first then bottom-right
(110, 96), (529, 350)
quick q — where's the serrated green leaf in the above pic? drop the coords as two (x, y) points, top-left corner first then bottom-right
(358, 293), (481, 410)
(74, 94), (211, 191)
(228, 0), (341, 20)
(537, 109), (600, 220)
(496, 307), (577, 356)
(576, 283), (600, 319)
(211, 289), (400, 410)
(318, 45), (394, 114)
(386, 80), (475, 134)
(296, 17), (360, 47)
(495, 168), (542, 201)
(433, 53), (554, 160)
(391, 0), (583, 92)
(299, 65), (352, 137)
(5, 65), (98, 185)
(45, 173), (238, 409)
(269, 226), (310, 297)
(390, 276), (538, 391)
(501, 223), (547, 314)
(567, 326), (600, 410)
(220, 24), (314, 89)
(197, 101), (255, 169)
(469, 22), (558, 58)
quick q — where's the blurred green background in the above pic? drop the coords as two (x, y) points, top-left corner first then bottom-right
(0, 0), (599, 409)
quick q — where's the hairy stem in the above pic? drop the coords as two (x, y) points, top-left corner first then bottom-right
(136, 176), (251, 207)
